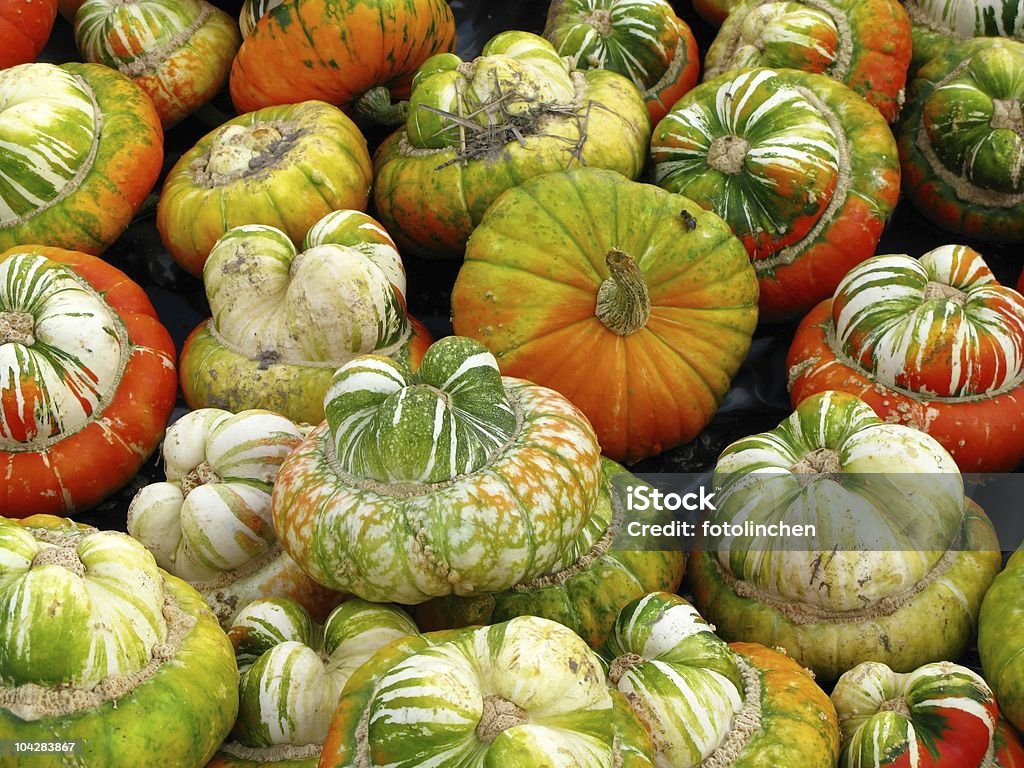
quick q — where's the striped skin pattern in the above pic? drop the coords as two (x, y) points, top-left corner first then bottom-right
(0, 516), (239, 768)
(605, 592), (744, 767)
(710, 390), (965, 612)
(414, 458), (687, 649)
(830, 246), (1024, 398)
(900, 38), (1024, 243)
(74, 0), (241, 128)
(0, 246), (176, 517)
(238, 0), (281, 38)
(225, 598), (417, 751)
(156, 100), (372, 277)
(272, 340), (604, 604)
(832, 660), (997, 767)
(320, 615), (649, 768)
(905, 0), (1024, 72)
(325, 337), (517, 484)
(304, 209), (406, 300)
(542, 0), (700, 123)
(0, 63), (163, 256)
(652, 66), (900, 321)
(0, 520), (166, 687)
(229, 0), (457, 115)
(979, 545), (1024, 736)
(703, 0), (912, 122)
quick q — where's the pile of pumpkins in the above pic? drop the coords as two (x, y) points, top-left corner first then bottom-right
(2, 0), (1024, 765)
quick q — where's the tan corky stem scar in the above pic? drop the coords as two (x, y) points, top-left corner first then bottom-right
(180, 461), (222, 496)
(476, 695), (529, 744)
(707, 135), (750, 175)
(0, 311), (35, 346)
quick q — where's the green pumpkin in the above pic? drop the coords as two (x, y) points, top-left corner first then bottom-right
(0, 516), (238, 768)
(414, 458), (685, 648)
(980, 544), (1024, 734)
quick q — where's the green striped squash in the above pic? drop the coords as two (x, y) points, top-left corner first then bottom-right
(0, 516), (237, 768)
(272, 336), (605, 604)
(211, 597), (417, 767)
(904, 0), (1024, 72)
(832, 660), (998, 767)
(319, 615), (655, 767)
(127, 408), (340, 627)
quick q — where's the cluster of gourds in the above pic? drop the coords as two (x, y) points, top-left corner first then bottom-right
(3, 0), (1024, 765)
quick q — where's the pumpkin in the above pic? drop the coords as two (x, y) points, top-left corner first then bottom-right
(209, 597), (417, 768)
(904, 0), (1024, 74)
(127, 408), (341, 628)
(991, 719), (1024, 768)
(238, 0), (280, 38)
(703, 0), (912, 122)
(451, 167), (759, 464)
(0, 62), (162, 256)
(155, 100), (372, 277)
(179, 210), (431, 426)
(693, 0), (742, 26)
(319, 615), (656, 768)
(899, 37), (1024, 243)
(73, 0), (242, 128)
(0, 245), (176, 517)
(542, 0), (700, 124)
(0, 0), (57, 69)
(650, 66), (900, 322)
(980, 542), (1024, 734)
(0, 515), (238, 768)
(373, 31), (651, 259)
(687, 390), (1002, 681)
(229, 0), (456, 123)
(272, 335), (605, 605)
(605, 592), (840, 767)
(414, 457), (686, 648)
(832, 660), (997, 767)
(787, 245), (1024, 471)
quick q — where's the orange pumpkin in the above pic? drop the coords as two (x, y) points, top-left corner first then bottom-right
(0, 0), (57, 68)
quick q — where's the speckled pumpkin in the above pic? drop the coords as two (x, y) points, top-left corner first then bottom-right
(0, 62), (162, 255)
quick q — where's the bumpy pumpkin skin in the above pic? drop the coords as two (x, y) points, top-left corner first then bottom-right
(0, 516), (238, 768)
(414, 458), (686, 648)
(787, 246), (1024, 472)
(0, 0), (57, 68)
(451, 167), (759, 464)
(980, 545), (1024, 735)
(373, 32), (651, 260)
(0, 246), (177, 518)
(229, 0), (456, 117)
(899, 37), (1024, 243)
(703, 0), (912, 122)
(543, 0), (700, 123)
(0, 63), (163, 256)
(74, 0), (242, 128)
(156, 100), (372, 277)
(651, 66), (900, 322)
(904, 0), (1024, 74)
(319, 616), (656, 768)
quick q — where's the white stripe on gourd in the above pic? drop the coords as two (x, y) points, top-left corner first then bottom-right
(832, 246), (1024, 397)
(720, 3), (839, 72)
(906, 0), (1024, 37)
(0, 66), (97, 226)
(238, 0), (282, 37)
(127, 408), (304, 581)
(231, 597), (417, 748)
(74, 0), (205, 71)
(326, 337), (517, 484)
(204, 223), (408, 364)
(303, 209), (406, 300)
(0, 252), (122, 445)
(0, 521), (167, 688)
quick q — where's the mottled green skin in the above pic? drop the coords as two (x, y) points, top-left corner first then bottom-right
(688, 502), (1002, 682)
(980, 544), (1024, 733)
(0, 573), (237, 768)
(900, 37), (1024, 243)
(414, 458), (686, 648)
(908, 0), (1024, 73)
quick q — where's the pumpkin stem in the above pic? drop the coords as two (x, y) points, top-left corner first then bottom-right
(990, 98), (1024, 138)
(180, 461), (222, 496)
(707, 134), (750, 175)
(584, 8), (613, 37)
(476, 695), (529, 744)
(595, 250), (651, 336)
(32, 545), (86, 577)
(353, 86), (409, 127)
(923, 281), (967, 305)
(608, 652), (645, 685)
(0, 311), (35, 346)
(878, 696), (911, 717)
(790, 447), (841, 479)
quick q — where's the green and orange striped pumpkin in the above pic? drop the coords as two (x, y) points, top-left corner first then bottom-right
(0, 62), (163, 255)
(650, 66), (900, 322)
(73, 0), (241, 128)
(0, 515), (238, 768)
(832, 660), (998, 767)
(904, 0), (1024, 73)
(543, 0), (700, 123)
(0, 245), (177, 517)
(787, 245), (1024, 471)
